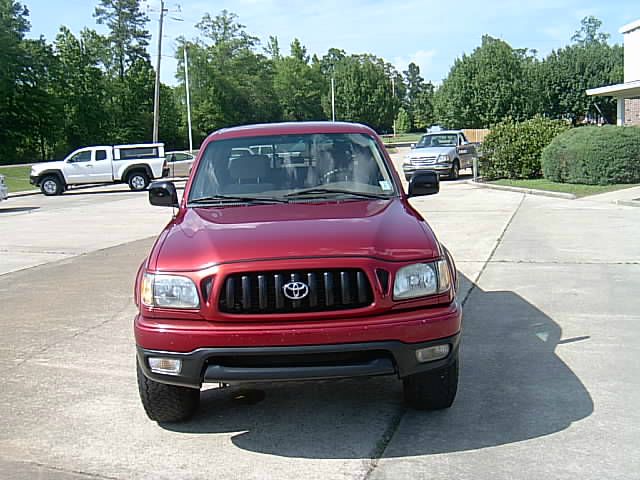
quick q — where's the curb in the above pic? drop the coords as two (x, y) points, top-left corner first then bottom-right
(465, 180), (577, 200)
(617, 199), (640, 207)
(8, 189), (41, 199)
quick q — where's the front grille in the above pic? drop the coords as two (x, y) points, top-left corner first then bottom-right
(219, 269), (373, 314)
(411, 156), (437, 167)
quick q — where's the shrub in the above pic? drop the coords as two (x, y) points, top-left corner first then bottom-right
(542, 125), (640, 185)
(395, 107), (411, 134)
(481, 115), (570, 180)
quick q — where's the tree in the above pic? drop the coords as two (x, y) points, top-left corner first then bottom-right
(322, 54), (397, 132)
(403, 62), (435, 130)
(539, 17), (622, 123)
(94, 0), (150, 80)
(571, 16), (610, 46)
(434, 35), (540, 129)
(175, 11), (280, 141)
(272, 39), (325, 121)
(395, 107), (410, 134)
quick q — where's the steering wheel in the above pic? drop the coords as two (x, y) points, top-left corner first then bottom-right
(322, 168), (352, 183)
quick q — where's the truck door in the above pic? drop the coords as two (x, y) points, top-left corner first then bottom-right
(456, 134), (473, 170)
(63, 149), (93, 184)
(90, 149), (114, 183)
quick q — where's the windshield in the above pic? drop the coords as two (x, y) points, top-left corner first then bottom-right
(188, 133), (396, 203)
(417, 134), (458, 148)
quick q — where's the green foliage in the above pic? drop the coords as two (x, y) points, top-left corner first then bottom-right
(403, 62), (434, 130)
(541, 126), (640, 185)
(322, 54), (397, 132)
(538, 42), (622, 124)
(482, 115), (570, 180)
(395, 107), (410, 134)
(435, 36), (541, 129)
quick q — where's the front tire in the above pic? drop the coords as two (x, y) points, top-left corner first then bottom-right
(448, 161), (460, 180)
(403, 357), (459, 410)
(40, 175), (64, 196)
(128, 171), (150, 191)
(136, 360), (200, 423)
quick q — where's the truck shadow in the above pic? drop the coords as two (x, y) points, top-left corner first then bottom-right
(162, 274), (593, 459)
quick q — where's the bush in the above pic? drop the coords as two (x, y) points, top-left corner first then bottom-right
(542, 126), (640, 185)
(481, 115), (570, 180)
(395, 107), (411, 134)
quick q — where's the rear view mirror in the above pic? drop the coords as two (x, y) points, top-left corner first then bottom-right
(408, 171), (439, 197)
(149, 181), (179, 207)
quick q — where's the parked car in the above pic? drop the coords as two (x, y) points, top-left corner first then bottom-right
(402, 130), (479, 180)
(29, 143), (168, 196)
(0, 174), (8, 201)
(134, 121), (461, 422)
(165, 151), (195, 178)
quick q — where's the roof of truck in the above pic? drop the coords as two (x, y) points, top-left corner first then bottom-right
(204, 122), (378, 143)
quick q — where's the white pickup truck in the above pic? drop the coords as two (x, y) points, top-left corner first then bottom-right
(30, 143), (168, 196)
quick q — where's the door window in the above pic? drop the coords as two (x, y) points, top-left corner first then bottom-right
(69, 151), (91, 163)
(95, 150), (108, 161)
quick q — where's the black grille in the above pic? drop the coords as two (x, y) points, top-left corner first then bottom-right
(219, 269), (373, 314)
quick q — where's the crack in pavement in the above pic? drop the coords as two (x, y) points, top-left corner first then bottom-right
(10, 461), (121, 480)
(363, 193), (527, 480)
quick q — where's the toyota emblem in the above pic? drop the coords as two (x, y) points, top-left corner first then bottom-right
(283, 281), (309, 300)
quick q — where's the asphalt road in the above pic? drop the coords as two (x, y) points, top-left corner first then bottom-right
(1, 158), (639, 479)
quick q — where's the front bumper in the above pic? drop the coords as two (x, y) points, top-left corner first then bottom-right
(137, 333), (461, 388)
(403, 163), (452, 177)
(29, 175), (39, 186)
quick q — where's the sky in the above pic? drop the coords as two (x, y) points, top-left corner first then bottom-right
(23, 0), (637, 86)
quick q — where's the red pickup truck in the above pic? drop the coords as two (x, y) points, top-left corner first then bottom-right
(134, 122), (461, 422)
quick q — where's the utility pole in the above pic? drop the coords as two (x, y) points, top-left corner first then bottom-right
(331, 77), (336, 122)
(152, 0), (167, 143)
(184, 45), (193, 152)
(391, 76), (396, 137)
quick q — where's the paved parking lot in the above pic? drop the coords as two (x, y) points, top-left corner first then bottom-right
(1, 159), (639, 479)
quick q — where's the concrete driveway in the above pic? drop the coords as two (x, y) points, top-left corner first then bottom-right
(0, 169), (639, 479)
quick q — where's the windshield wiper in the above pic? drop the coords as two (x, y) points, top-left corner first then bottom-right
(284, 188), (391, 200)
(189, 194), (288, 205)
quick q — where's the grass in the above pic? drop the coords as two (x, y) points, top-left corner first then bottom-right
(490, 178), (639, 197)
(0, 166), (34, 193)
(380, 133), (422, 144)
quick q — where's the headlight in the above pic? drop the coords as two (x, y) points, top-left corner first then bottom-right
(141, 273), (200, 309)
(437, 154), (450, 163)
(393, 260), (451, 300)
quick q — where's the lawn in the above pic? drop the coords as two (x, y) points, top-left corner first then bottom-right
(0, 166), (34, 193)
(380, 133), (422, 144)
(490, 178), (639, 197)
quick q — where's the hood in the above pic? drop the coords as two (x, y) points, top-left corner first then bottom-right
(31, 161), (66, 174)
(151, 199), (439, 271)
(406, 146), (452, 159)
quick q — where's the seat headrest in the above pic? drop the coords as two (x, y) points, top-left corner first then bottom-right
(229, 154), (270, 180)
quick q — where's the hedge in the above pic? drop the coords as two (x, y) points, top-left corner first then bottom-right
(541, 126), (640, 185)
(481, 115), (570, 180)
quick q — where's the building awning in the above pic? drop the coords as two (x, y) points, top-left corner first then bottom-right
(587, 81), (640, 98)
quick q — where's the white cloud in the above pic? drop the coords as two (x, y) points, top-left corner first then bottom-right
(393, 50), (437, 78)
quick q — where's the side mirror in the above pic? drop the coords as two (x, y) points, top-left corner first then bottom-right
(149, 181), (179, 207)
(410, 143), (416, 149)
(408, 171), (439, 197)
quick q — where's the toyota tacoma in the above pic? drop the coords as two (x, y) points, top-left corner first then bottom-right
(135, 122), (461, 422)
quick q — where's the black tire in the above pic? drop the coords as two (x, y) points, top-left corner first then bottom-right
(448, 161), (460, 180)
(403, 357), (459, 410)
(136, 360), (200, 423)
(40, 175), (64, 196)
(128, 171), (150, 191)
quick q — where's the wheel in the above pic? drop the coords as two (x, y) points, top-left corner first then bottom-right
(136, 360), (200, 422)
(128, 171), (150, 191)
(403, 357), (458, 410)
(448, 161), (460, 180)
(40, 175), (64, 196)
